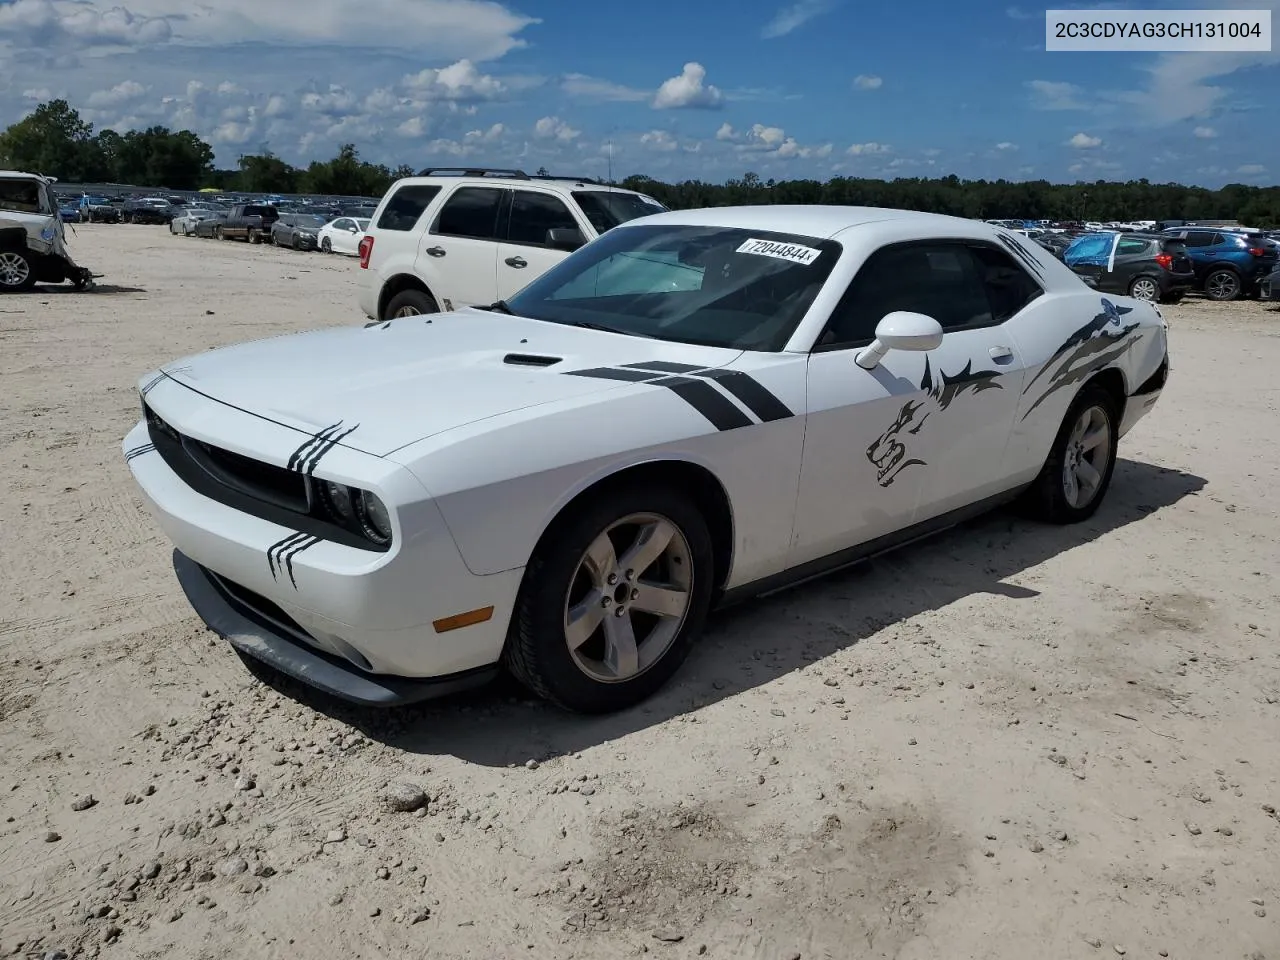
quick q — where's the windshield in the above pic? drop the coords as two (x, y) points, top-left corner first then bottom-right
(0, 178), (53, 215)
(503, 223), (840, 351)
(298, 215), (326, 228)
(572, 191), (668, 233)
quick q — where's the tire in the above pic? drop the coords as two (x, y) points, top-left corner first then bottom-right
(1204, 268), (1241, 301)
(383, 288), (439, 319)
(292, 235), (302, 251)
(504, 483), (715, 712)
(1128, 275), (1159, 301)
(0, 248), (37, 292)
(247, 228), (259, 245)
(320, 238), (332, 254)
(215, 226), (224, 240)
(1021, 382), (1120, 524)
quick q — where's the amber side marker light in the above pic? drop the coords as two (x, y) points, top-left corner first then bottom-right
(432, 606), (495, 633)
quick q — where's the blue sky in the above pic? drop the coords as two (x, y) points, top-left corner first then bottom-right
(0, 0), (1276, 186)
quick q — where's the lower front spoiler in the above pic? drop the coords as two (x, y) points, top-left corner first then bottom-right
(172, 550), (498, 707)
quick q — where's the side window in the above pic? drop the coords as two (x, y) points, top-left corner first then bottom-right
(1182, 231), (1213, 247)
(333, 218), (352, 231)
(432, 187), (504, 240)
(818, 242), (994, 349)
(376, 184), (442, 232)
(1115, 237), (1148, 256)
(507, 191), (579, 246)
(1210, 232), (1228, 246)
(968, 244), (1043, 321)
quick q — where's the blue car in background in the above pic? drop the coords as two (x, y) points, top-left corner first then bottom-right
(58, 202), (80, 223)
(1159, 226), (1278, 301)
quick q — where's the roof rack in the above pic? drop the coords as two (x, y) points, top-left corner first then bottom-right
(531, 175), (600, 185)
(417, 167), (530, 179)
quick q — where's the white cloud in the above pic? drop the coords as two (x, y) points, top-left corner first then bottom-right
(1237, 163), (1266, 175)
(1193, 125), (1218, 139)
(22, 87), (54, 101)
(853, 74), (882, 91)
(396, 116), (430, 138)
(761, 0), (835, 39)
(639, 129), (678, 152)
(652, 62), (723, 110)
(400, 59), (510, 102)
(745, 123), (787, 148)
(533, 115), (579, 141)
(715, 122), (736, 141)
(560, 73), (647, 102)
(0, 0), (538, 58)
(846, 141), (890, 155)
(1026, 79), (1088, 110)
(465, 122), (504, 142)
(1067, 132), (1101, 148)
(994, 141), (1017, 151)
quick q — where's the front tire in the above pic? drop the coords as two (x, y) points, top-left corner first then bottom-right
(383, 288), (439, 318)
(0, 249), (37, 292)
(1022, 383), (1119, 524)
(504, 483), (715, 712)
(320, 238), (332, 254)
(1204, 268), (1241, 301)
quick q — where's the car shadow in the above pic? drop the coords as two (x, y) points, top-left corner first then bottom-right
(248, 458), (1206, 766)
(29, 283), (149, 295)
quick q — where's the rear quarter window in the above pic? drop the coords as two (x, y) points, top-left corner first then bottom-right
(376, 185), (442, 231)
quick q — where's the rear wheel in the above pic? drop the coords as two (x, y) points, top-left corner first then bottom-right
(214, 226), (224, 240)
(504, 484), (714, 712)
(1021, 383), (1119, 524)
(247, 228), (260, 245)
(292, 235), (302, 251)
(0, 249), (36, 292)
(1128, 276), (1159, 301)
(320, 237), (332, 254)
(383, 288), (439, 318)
(1204, 268), (1241, 301)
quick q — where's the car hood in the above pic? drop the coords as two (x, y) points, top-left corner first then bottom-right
(158, 309), (744, 457)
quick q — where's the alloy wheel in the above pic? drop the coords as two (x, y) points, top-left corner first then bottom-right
(0, 251), (31, 287)
(562, 513), (693, 683)
(1130, 277), (1158, 301)
(1206, 270), (1240, 300)
(1061, 405), (1112, 510)
(392, 304), (422, 317)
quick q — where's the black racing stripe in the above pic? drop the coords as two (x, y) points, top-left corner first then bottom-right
(620, 360), (706, 373)
(268, 531), (309, 581)
(281, 535), (321, 589)
(287, 421), (343, 472)
(124, 443), (155, 462)
(565, 367), (659, 382)
(300, 423), (359, 476)
(692, 369), (793, 421)
(647, 376), (753, 431)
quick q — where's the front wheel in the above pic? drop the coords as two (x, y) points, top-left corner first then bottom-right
(1021, 383), (1119, 524)
(0, 249), (37, 292)
(214, 226), (224, 240)
(1204, 268), (1241, 301)
(504, 484), (715, 712)
(383, 288), (439, 318)
(1128, 275), (1159, 302)
(320, 238), (332, 254)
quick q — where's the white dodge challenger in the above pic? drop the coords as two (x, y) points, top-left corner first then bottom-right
(123, 205), (1169, 712)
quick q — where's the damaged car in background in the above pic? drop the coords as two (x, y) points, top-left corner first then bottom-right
(0, 171), (98, 292)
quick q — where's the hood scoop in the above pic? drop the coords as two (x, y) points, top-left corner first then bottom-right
(503, 353), (562, 367)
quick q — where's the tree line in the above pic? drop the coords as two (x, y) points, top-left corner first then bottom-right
(2, 99), (1278, 224)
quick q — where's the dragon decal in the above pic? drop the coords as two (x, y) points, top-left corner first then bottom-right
(866, 357), (1004, 487)
(1020, 297), (1140, 421)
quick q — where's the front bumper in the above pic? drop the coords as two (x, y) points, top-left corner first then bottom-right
(123, 379), (524, 696)
(173, 551), (497, 706)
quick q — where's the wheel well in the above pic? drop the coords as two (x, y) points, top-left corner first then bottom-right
(378, 274), (435, 320)
(538, 461), (735, 591)
(1087, 367), (1127, 423)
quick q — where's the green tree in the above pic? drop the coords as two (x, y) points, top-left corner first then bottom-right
(0, 99), (102, 180)
(237, 151), (299, 194)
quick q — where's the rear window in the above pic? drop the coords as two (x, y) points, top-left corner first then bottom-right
(244, 205), (277, 219)
(375, 185), (441, 231)
(1160, 239), (1187, 254)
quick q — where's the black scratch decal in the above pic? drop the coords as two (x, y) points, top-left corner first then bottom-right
(997, 232), (1044, 277)
(124, 442), (155, 462)
(1021, 298), (1140, 421)
(281, 535), (320, 588)
(867, 356), (1005, 487)
(299, 423), (359, 475)
(287, 422), (344, 472)
(139, 373), (165, 396)
(267, 532), (309, 581)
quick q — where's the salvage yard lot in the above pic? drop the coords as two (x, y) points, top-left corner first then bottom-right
(2, 225), (1278, 959)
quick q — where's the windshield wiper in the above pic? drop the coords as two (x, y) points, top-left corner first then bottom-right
(482, 299), (515, 314)
(564, 319), (657, 338)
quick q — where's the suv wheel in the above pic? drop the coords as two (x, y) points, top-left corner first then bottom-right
(0, 249), (36, 292)
(384, 289), (439, 318)
(1128, 276), (1159, 301)
(1204, 268), (1241, 301)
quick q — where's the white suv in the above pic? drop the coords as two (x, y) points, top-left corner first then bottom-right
(356, 168), (667, 320)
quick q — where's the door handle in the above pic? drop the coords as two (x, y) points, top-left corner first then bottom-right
(989, 345), (1015, 362)
(425, 246), (446, 257)
(504, 256), (527, 268)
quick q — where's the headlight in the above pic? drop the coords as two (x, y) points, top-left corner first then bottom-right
(319, 480), (354, 523)
(355, 491), (392, 544)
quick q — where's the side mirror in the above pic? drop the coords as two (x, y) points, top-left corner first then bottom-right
(546, 227), (585, 252)
(855, 311), (944, 370)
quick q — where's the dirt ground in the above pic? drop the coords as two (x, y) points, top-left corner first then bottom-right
(1, 224), (1278, 960)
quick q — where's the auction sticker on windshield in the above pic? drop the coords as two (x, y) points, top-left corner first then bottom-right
(735, 238), (822, 265)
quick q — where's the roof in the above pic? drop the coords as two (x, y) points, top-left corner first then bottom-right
(629, 204), (990, 239)
(402, 174), (646, 196)
(0, 170), (51, 182)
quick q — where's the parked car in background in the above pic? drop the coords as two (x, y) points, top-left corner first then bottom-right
(318, 217), (370, 255)
(1259, 264), (1280, 302)
(0, 170), (97, 291)
(270, 213), (327, 250)
(123, 198), (175, 224)
(193, 211), (229, 239)
(171, 209), (218, 236)
(58, 201), (81, 223)
(358, 168), (668, 320)
(216, 203), (280, 243)
(1064, 232), (1195, 303)
(340, 205), (377, 219)
(81, 196), (121, 223)
(1159, 226), (1278, 300)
